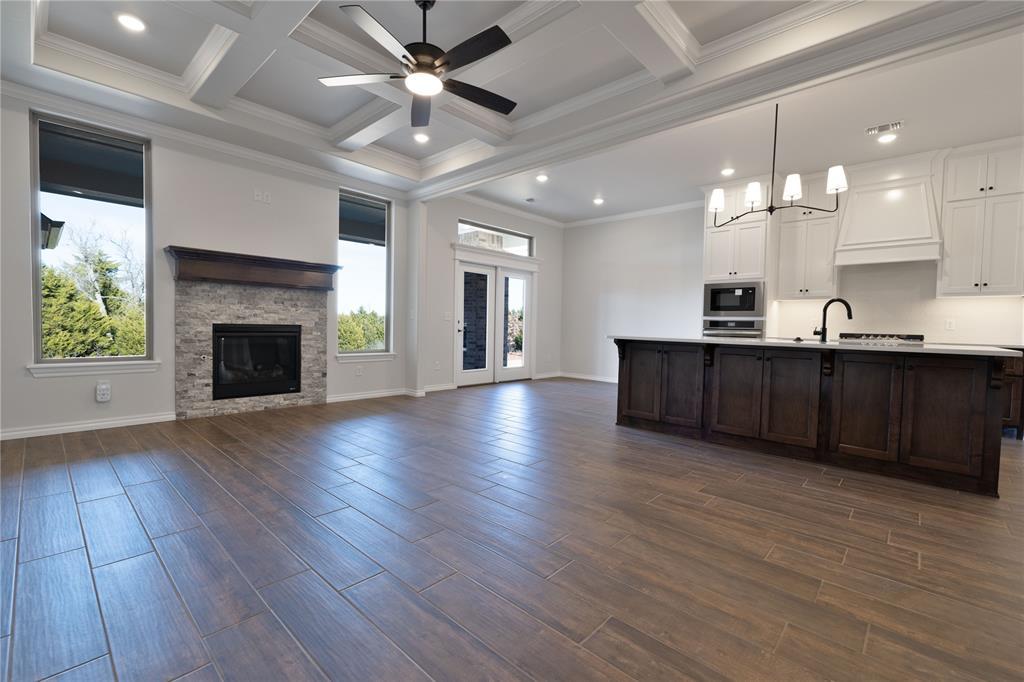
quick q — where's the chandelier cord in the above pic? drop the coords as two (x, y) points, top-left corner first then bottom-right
(769, 103), (779, 210)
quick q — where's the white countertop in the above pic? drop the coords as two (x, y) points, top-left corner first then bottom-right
(608, 335), (1022, 358)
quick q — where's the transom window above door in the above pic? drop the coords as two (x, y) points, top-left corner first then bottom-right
(457, 220), (533, 257)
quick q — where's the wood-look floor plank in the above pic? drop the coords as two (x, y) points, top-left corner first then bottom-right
(163, 460), (236, 515)
(78, 494), (153, 567)
(153, 526), (267, 635)
(318, 507), (453, 591)
(93, 552), (209, 680)
(343, 573), (530, 682)
(204, 611), (325, 682)
(124, 480), (201, 538)
(19, 491), (84, 563)
(0, 540), (14, 638)
(337, 464), (437, 509)
(200, 502), (307, 589)
(260, 571), (429, 681)
(22, 435), (70, 500)
(583, 617), (727, 681)
(11, 549), (108, 681)
(327, 482), (443, 541)
(45, 655), (116, 681)
(173, 664), (222, 681)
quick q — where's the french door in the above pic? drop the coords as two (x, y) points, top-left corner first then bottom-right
(455, 263), (532, 386)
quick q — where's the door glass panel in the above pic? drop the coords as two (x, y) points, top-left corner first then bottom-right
(462, 271), (489, 371)
(502, 276), (526, 368)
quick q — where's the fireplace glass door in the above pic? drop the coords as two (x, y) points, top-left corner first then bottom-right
(212, 324), (301, 399)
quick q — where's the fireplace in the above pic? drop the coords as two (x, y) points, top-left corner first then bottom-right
(212, 324), (301, 400)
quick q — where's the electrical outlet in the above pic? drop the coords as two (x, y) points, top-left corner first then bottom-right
(95, 381), (111, 403)
(354, 365), (364, 377)
(433, 360), (440, 371)
(253, 189), (271, 204)
(945, 318), (956, 331)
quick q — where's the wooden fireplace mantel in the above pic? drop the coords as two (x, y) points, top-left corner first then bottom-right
(165, 245), (340, 291)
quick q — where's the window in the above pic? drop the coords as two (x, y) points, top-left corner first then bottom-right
(337, 191), (391, 353)
(33, 116), (150, 361)
(457, 220), (533, 257)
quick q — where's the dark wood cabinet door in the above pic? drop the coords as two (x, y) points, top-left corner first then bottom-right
(1001, 376), (1022, 427)
(621, 343), (662, 421)
(759, 350), (821, 447)
(709, 347), (763, 437)
(829, 352), (904, 461)
(661, 345), (704, 427)
(900, 356), (987, 476)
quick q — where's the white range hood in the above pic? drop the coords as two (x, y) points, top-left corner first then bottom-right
(834, 153), (942, 266)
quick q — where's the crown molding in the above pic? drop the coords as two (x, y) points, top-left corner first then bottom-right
(636, 1), (699, 72)
(499, 1), (582, 38)
(439, 98), (514, 141)
(1, 80), (410, 202)
(458, 194), (565, 228)
(420, 139), (494, 173)
(182, 25), (239, 95)
(223, 96), (327, 137)
(564, 200), (704, 228)
(35, 31), (187, 93)
(511, 71), (659, 135)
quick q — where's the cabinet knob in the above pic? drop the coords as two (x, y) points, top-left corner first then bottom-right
(983, 282), (989, 287)
(989, 186), (994, 190)
(974, 283), (980, 286)
(980, 187), (986, 192)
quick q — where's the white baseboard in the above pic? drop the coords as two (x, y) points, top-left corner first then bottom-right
(424, 383), (456, 393)
(532, 371), (562, 380)
(0, 411), (177, 440)
(557, 372), (618, 384)
(327, 388), (419, 403)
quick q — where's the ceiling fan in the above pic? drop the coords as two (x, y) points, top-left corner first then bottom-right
(318, 1), (516, 128)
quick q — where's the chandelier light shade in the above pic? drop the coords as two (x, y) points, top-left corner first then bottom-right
(782, 173), (803, 201)
(708, 188), (726, 213)
(826, 165), (849, 194)
(744, 181), (762, 208)
(707, 104), (847, 227)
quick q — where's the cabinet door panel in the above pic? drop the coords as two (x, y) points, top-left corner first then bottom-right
(661, 346), (704, 427)
(986, 147), (1024, 197)
(830, 353), (903, 461)
(776, 222), (806, 299)
(944, 153), (989, 202)
(899, 357), (987, 476)
(759, 351), (821, 447)
(804, 178), (841, 220)
(1001, 376), (1022, 428)
(622, 343), (662, 420)
(710, 347), (762, 437)
(704, 228), (735, 280)
(803, 218), (838, 298)
(939, 199), (985, 295)
(980, 194), (1023, 295)
(733, 223), (765, 280)
(733, 183), (768, 224)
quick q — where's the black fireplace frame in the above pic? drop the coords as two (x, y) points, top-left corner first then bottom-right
(212, 323), (301, 400)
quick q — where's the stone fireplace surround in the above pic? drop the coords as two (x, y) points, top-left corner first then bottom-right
(167, 246), (338, 419)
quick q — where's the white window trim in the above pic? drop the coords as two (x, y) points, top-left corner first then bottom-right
(451, 243), (541, 271)
(335, 352), (397, 364)
(337, 189), (393, 356)
(27, 359), (162, 378)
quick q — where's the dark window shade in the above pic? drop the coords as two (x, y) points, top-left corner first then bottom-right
(38, 121), (144, 207)
(339, 194), (387, 246)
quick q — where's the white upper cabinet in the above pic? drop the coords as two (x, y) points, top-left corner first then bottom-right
(703, 221), (765, 282)
(776, 218), (837, 299)
(945, 146), (1024, 202)
(778, 175), (842, 223)
(939, 194), (1023, 296)
(705, 180), (769, 228)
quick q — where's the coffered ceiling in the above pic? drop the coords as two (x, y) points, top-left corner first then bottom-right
(3, 0), (1023, 208)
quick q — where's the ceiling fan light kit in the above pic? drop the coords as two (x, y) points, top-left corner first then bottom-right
(318, 1), (516, 128)
(709, 104), (848, 227)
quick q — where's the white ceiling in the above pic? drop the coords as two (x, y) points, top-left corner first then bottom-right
(471, 31), (1024, 223)
(4, 0), (1022, 203)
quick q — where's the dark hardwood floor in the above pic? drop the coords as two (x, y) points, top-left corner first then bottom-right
(2, 378), (1022, 681)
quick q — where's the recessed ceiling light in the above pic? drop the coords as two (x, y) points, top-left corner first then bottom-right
(525, 197), (535, 203)
(413, 132), (430, 144)
(535, 174), (548, 183)
(72, 190), (83, 195)
(593, 197), (604, 206)
(116, 13), (146, 32)
(877, 133), (897, 144)
(720, 168), (735, 177)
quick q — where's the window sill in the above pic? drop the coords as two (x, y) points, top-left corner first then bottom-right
(27, 359), (163, 378)
(335, 352), (396, 364)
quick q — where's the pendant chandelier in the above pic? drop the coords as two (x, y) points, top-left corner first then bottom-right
(709, 104), (848, 227)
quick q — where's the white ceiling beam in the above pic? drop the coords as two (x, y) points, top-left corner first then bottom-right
(595, 1), (696, 82)
(189, 0), (319, 108)
(329, 99), (406, 151)
(634, 0), (700, 75)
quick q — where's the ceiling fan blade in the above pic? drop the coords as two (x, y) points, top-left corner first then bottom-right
(340, 5), (415, 65)
(411, 95), (431, 127)
(318, 73), (402, 87)
(444, 79), (516, 116)
(435, 25), (511, 71)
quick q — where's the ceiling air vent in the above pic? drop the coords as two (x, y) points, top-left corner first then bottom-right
(865, 120), (904, 136)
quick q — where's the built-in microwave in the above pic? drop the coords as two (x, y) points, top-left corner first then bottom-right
(703, 281), (764, 318)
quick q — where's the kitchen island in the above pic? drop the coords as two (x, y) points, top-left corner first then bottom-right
(611, 336), (1022, 496)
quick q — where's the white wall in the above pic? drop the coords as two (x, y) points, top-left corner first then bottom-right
(560, 207), (705, 381)
(416, 197), (564, 391)
(771, 261), (1024, 345)
(1, 95), (409, 437)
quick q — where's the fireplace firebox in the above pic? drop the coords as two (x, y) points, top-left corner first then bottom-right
(212, 324), (300, 400)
